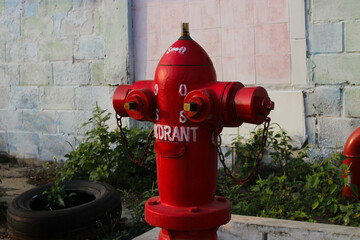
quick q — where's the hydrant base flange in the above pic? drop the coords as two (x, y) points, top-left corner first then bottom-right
(145, 196), (231, 231)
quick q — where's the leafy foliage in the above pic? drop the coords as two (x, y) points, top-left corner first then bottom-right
(61, 103), (157, 194)
(42, 104), (360, 238)
(51, 104), (158, 239)
(41, 157), (77, 210)
(97, 183), (158, 240)
(217, 123), (360, 227)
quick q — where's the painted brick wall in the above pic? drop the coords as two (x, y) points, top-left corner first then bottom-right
(133, 0), (292, 85)
(2, 0), (359, 162)
(305, 0), (360, 156)
(0, 0), (131, 161)
(132, 0), (308, 148)
(131, 0), (360, 158)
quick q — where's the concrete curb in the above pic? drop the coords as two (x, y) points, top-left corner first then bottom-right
(133, 215), (360, 240)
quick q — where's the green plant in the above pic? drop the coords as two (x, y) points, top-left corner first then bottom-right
(129, 182), (158, 228)
(42, 157), (76, 210)
(217, 123), (360, 227)
(61, 103), (156, 194)
(226, 127), (263, 180)
(342, 162), (360, 199)
(29, 160), (61, 186)
(49, 104), (158, 238)
(99, 185), (158, 240)
(97, 211), (124, 240)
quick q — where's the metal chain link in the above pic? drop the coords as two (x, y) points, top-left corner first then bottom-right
(217, 117), (271, 185)
(117, 111), (270, 176)
(116, 114), (154, 167)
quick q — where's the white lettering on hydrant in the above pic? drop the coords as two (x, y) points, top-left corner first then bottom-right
(179, 110), (187, 124)
(154, 124), (198, 142)
(166, 46), (187, 54)
(179, 84), (187, 97)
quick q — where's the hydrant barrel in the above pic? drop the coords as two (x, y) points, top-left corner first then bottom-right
(342, 127), (360, 200)
(153, 39), (218, 207)
(113, 23), (274, 240)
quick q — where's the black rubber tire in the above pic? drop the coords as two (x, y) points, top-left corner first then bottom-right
(7, 180), (121, 240)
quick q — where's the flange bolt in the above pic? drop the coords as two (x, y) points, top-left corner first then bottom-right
(188, 207), (200, 213)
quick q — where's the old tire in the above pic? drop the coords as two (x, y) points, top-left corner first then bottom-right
(7, 180), (121, 240)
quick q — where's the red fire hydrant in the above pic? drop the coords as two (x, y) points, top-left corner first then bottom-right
(342, 127), (360, 200)
(113, 23), (274, 240)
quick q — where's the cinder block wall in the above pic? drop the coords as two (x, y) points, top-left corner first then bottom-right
(305, 0), (360, 157)
(0, 0), (132, 161)
(1, 0), (360, 162)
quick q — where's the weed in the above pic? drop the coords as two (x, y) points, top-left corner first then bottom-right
(61, 103), (156, 194)
(218, 123), (360, 227)
(100, 184), (158, 240)
(51, 104), (157, 238)
(41, 157), (77, 210)
(28, 160), (60, 186)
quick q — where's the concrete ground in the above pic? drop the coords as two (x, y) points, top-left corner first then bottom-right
(134, 215), (360, 240)
(219, 215), (360, 240)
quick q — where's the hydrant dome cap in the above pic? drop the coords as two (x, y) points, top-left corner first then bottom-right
(343, 127), (360, 157)
(159, 39), (213, 66)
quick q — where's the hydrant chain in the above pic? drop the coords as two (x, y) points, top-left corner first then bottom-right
(116, 114), (154, 166)
(218, 117), (271, 185)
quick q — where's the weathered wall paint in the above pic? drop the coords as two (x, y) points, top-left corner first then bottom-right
(132, 0), (308, 149)
(0, 0), (132, 161)
(1, 0), (359, 161)
(305, 0), (360, 157)
(133, 0), (291, 85)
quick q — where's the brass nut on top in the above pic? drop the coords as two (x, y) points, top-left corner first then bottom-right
(181, 22), (189, 37)
(124, 101), (137, 110)
(184, 102), (198, 112)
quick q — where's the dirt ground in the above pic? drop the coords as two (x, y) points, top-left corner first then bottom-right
(0, 152), (42, 239)
(0, 152), (132, 240)
(0, 164), (37, 205)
